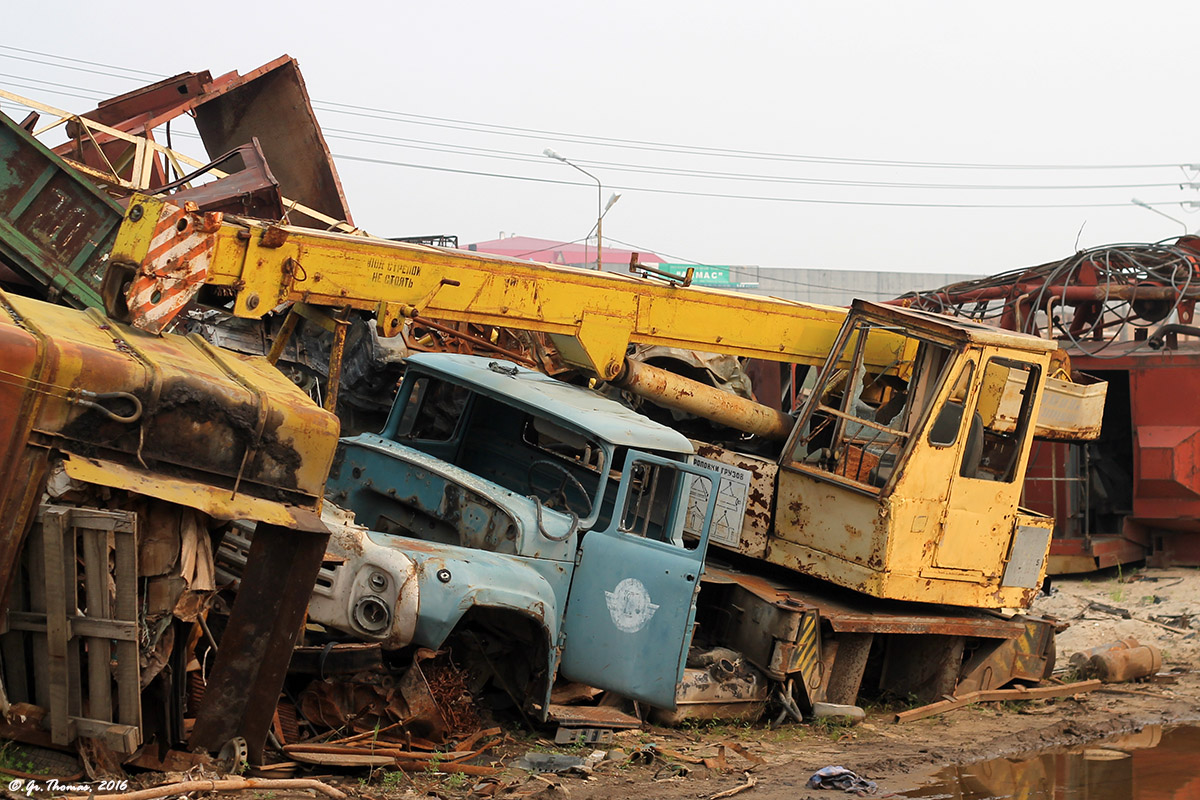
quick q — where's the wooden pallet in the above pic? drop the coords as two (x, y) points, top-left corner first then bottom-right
(1, 505), (141, 753)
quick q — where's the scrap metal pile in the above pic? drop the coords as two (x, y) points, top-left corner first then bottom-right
(0, 54), (1157, 793)
(0, 56), (476, 776)
(896, 240), (1200, 347)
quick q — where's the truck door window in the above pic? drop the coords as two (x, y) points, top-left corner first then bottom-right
(394, 376), (469, 442)
(791, 319), (952, 492)
(959, 359), (1038, 483)
(620, 459), (709, 550)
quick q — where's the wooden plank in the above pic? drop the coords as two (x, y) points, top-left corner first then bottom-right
(62, 515), (81, 721)
(113, 516), (140, 732)
(64, 509), (135, 533)
(71, 718), (139, 755)
(25, 521), (49, 710)
(82, 527), (112, 723)
(893, 679), (1102, 723)
(7, 611), (138, 640)
(40, 508), (72, 745)
(1, 563), (29, 702)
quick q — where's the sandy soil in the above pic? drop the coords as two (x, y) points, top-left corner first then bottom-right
(428, 566), (1200, 800)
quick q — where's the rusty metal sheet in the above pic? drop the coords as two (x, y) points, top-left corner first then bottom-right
(78, 71), (214, 130)
(704, 566), (1026, 640)
(191, 523), (328, 760)
(1005, 373), (1106, 441)
(866, 299), (1058, 354)
(191, 57), (352, 226)
(0, 110), (123, 309)
(2, 291), (340, 507)
(160, 139), (284, 219)
(52, 56), (352, 227)
(51, 72), (212, 191)
(649, 662), (769, 726)
(60, 455), (327, 532)
(956, 616), (1057, 694)
(690, 442), (775, 558)
(0, 293), (53, 612)
(545, 704), (641, 729)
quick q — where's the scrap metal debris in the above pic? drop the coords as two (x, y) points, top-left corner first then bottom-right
(282, 722), (503, 774)
(0, 48), (1171, 800)
(622, 738), (765, 774)
(807, 766), (878, 796)
(295, 647), (478, 745)
(512, 751), (591, 775)
(1067, 637), (1166, 682)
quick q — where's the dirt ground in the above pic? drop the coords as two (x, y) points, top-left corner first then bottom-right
(22, 567), (1198, 800)
(372, 566), (1200, 800)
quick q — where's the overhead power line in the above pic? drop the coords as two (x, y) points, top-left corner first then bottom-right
(327, 126), (1192, 192)
(0, 45), (160, 79)
(314, 101), (1191, 172)
(1, 45), (1194, 174)
(0, 71), (109, 98)
(0, 81), (105, 104)
(332, 153), (1189, 210)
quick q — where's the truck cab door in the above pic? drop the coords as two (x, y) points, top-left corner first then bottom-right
(559, 452), (719, 709)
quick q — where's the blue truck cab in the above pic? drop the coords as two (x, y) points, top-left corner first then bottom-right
(321, 354), (723, 716)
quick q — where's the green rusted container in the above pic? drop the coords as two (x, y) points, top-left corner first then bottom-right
(0, 110), (123, 309)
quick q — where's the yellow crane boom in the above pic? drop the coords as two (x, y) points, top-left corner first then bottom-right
(106, 195), (901, 384)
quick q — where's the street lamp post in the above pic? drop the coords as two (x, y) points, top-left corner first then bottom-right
(545, 148), (607, 270)
(1131, 197), (1189, 235)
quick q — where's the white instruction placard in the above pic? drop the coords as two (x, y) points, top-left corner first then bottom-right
(685, 456), (752, 548)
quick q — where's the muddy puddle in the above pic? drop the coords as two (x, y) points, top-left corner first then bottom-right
(906, 725), (1200, 800)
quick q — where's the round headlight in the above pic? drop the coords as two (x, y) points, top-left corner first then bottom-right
(353, 595), (391, 634)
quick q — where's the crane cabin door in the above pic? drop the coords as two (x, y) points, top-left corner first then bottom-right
(559, 453), (719, 709)
(932, 358), (1041, 577)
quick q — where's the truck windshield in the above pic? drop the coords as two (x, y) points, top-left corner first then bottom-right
(393, 375), (469, 441)
(390, 374), (608, 521)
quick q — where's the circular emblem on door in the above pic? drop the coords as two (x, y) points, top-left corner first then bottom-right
(604, 578), (660, 633)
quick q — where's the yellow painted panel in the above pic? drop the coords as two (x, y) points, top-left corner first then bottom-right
(62, 455), (327, 532)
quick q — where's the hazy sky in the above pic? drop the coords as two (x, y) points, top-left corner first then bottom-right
(4, 1), (1200, 276)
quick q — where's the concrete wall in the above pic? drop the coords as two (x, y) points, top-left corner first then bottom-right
(724, 266), (976, 308)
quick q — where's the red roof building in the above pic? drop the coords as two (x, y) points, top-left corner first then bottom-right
(465, 236), (665, 272)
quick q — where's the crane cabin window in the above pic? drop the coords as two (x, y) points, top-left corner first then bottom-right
(957, 359), (1038, 483)
(790, 318), (954, 492)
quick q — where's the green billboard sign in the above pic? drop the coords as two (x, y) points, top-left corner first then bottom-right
(657, 263), (758, 289)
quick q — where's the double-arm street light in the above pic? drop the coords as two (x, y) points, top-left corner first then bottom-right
(544, 148), (619, 270)
(1131, 197), (1189, 235)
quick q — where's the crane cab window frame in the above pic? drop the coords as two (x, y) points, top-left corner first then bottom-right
(927, 362), (975, 448)
(787, 317), (956, 494)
